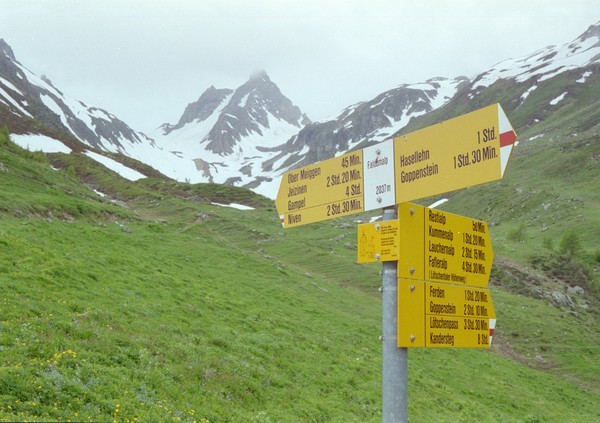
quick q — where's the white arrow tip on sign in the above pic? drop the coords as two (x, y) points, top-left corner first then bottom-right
(498, 104), (517, 177)
(500, 145), (513, 177)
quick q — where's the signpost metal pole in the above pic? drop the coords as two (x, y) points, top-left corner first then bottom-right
(382, 205), (408, 423)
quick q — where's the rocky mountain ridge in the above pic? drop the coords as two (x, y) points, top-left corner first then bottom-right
(144, 71), (309, 195)
(159, 71), (310, 155)
(0, 39), (156, 154)
(263, 77), (468, 172)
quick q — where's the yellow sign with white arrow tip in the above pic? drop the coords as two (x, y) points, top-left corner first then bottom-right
(393, 103), (516, 204)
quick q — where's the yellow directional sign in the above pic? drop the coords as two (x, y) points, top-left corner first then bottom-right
(275, 151), (365, 228)
(394, 103), (516, 203)
(397, 279), (496, 348)
(357, 203), (494, 287)
(357, 220), (399, 263)
(397, 203), (494, 288)
(276, 103), (516, 228)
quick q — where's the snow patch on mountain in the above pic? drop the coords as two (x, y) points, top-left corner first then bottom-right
(0, 85), (32, 117)
(474, 25), (600, 90)
(84, 151), (146, 181)
(10, 133), (71, 154)
(577, 71), (593, 83)
(212, 202), (255, 210)
(0, 76), (22, 95)
(550, 92), (568, 105)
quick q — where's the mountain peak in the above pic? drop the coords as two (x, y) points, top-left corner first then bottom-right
(579, 21), (600, 42)
(242, 71), (277, 93)
(162, 85), (233, 134)
(0, 39), (15, 60)
(201, 72), (306, 155)
(154, 70), (308, 160)
(249, 69), (270, 82)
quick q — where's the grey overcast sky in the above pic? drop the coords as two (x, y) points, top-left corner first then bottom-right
(1, 0), (598, 131)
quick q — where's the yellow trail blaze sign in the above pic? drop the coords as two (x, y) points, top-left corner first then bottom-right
(357, 220), (399, 263)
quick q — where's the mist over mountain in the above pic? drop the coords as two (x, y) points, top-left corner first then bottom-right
(1, 21), (599, 198)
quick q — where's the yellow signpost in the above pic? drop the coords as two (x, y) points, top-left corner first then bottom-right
(397, 279), (496, 348)
(358, 203), (496, 348)
(276, 103), (516, 420)
(276, 103), (516, 228)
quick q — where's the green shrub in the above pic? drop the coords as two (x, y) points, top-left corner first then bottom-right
(0, 125), (9, 144)
(507, 223), (527, 242)
(559, 231), (582, 256)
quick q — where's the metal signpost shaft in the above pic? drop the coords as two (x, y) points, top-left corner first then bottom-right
(382, 206), (408, 422)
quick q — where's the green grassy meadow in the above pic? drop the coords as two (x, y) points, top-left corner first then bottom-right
(1, 128), (600, 421)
